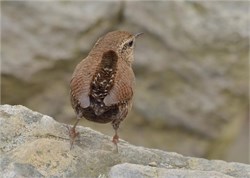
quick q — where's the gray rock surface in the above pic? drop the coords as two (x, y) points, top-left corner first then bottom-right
(126, 2), (249, 52)
(2, 1), (121, 80)
(0, 105), (249, 178)
(127, 1), (249, 136)
(2, 1), (249, 162)
(109, 163), (234, 178)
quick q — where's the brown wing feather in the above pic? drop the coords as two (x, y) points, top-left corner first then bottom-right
(104, 62), (135, 106)
(70, 57), (97, 109)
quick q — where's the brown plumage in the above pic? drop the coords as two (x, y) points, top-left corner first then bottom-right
(68, 30), (142, 151)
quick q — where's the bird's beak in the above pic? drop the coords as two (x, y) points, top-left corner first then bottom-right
(134, 32), (144, 38)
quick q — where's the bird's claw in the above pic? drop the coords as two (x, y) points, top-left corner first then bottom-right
(112, 134), (119, 153)
(65, 125), (79, 149)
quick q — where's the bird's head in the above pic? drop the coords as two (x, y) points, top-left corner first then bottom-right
(93, 31), (143, 65)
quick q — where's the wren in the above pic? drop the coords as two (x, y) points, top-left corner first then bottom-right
(69, 30), (142, 151)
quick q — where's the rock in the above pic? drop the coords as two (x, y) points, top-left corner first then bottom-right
(125, 1), (249, 52)
(124, 1), (249, 159)
(0, 105), (249, 178)
(109, 163), (234, 178)
(2, 1), (122, 80)
(126, 1), (248, 136)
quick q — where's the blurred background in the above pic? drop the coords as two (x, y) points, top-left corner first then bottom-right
(1, 1), (249, 163)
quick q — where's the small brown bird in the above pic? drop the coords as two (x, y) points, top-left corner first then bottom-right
(68, 30), (142, 150)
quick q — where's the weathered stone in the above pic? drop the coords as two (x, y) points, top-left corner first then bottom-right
(109, 163), (234, 178)
(126, 1), (249, 135)
(0, 105), (249, 178)
(124, 1), (249, 160)
(125, 1), (249, 52)
(2, 1), (122, 80)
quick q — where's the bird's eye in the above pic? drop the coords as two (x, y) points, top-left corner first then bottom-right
(128, 40), (134, 47)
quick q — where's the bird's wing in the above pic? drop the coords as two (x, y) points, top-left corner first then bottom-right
(70, 58), (95, 108)
(104, 64), (135, 106)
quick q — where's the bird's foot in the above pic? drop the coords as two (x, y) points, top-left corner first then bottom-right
(65, 125), (79, 150)
(112, 134), (119, 153)
(112, 134), (119, 144)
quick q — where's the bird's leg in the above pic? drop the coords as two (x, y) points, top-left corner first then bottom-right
(112, 129), (119, 153)
(112, 129), (119, 144)
(112, 121), (120, 152)
(66, 117), (80, 149)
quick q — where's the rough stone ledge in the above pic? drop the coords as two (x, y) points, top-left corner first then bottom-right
(0, 105), (249, 178)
